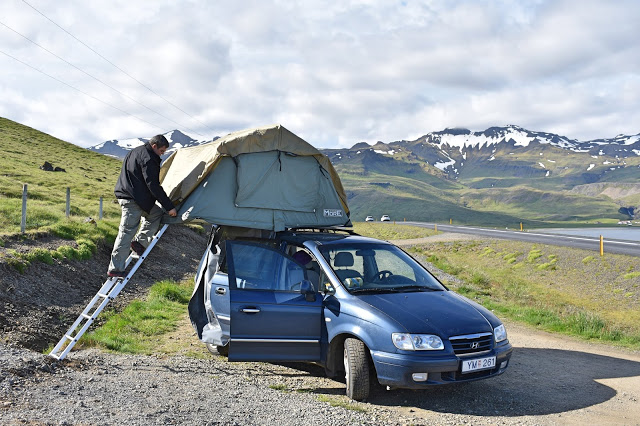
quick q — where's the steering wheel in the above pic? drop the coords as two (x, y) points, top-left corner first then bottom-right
(374, 270), (394, 282)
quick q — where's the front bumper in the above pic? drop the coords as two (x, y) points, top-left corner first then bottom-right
(371, 341), (513, 389)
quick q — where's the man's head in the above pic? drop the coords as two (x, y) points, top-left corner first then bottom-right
(149, 134), (170, 156)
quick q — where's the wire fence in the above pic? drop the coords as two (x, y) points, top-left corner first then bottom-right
(20, 184), (104, 233)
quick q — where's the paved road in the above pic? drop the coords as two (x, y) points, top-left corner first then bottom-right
(401, 221), (640, 257)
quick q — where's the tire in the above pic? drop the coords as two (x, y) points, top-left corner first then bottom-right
(206, 343), (229, 357)
(343, 338), (370, 401)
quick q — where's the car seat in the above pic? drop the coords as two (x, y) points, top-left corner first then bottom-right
(333, 252), (362, 283)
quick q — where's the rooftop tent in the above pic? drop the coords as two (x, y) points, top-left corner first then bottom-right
(159, 124), (351, 231)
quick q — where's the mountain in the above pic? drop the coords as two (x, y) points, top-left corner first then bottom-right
(333, 124), (640, 182)
(323, 125), (640, 224)
(88, 130), (215, 159)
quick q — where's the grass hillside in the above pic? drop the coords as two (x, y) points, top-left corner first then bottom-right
(0, 117), (122, 241)
(341, 173), (526, 226)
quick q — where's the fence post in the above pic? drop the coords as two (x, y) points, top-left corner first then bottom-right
(99, 196), (103, 220)
(21, 184), (27, 233)
(66, 187), (70, 218)
(600, 235), (604, 256)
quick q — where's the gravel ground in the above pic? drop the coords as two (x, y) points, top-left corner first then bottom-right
(0, 346), (397, 425)
(2, 231), (640, 425)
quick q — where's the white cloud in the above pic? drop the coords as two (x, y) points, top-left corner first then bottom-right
(0, 0), (639, 148)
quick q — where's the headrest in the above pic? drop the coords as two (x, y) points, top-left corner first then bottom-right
(334, 252), (354, 267)
(293, 250), (312, 266)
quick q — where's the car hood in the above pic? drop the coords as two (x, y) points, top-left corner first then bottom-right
(356, 290), (494, 337)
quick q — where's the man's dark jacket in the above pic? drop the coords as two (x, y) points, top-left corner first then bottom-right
(114, 143), (174, 213)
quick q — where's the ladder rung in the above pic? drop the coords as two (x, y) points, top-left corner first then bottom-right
(81, 314), (92, 320)
(97, 293), (110, 299)
(64, 334), (76, 342)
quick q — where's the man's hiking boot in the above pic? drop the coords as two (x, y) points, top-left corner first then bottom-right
(107, 270), (125, 278)
(131, 241), (145, 256)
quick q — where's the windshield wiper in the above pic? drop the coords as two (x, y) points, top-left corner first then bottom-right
(348, 285), (442, 294)
(392, 285), (442, 292)
(348, 287), (403, 294)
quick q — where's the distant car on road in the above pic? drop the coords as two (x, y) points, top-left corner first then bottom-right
(365, 216), (374, 222)
(380, 214), (391, 222)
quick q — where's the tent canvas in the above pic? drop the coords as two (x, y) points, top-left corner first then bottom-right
(160, 124), (351, 231)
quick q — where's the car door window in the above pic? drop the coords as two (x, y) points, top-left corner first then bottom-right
(227, 242), (306, 292)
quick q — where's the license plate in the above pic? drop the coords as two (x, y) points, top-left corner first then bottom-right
(461, 356), (496, 373)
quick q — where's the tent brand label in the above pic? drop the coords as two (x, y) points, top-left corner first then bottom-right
(323, 209), (343, 218)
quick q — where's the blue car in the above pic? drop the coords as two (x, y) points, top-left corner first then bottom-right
(190, 229), (512, 401)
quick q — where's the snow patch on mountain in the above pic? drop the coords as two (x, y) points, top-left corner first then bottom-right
(425, 125), (640, 157)
(434, 158), (456, 171)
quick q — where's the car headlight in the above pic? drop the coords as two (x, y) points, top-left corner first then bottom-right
(494, 324), (507, 343)
(392, 333), (444, 350)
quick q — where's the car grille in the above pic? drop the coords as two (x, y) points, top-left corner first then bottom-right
(442, 368), (497, 382)
(449, 332), (493, 356)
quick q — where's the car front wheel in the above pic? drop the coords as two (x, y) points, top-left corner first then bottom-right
(343, 338), (370, 401)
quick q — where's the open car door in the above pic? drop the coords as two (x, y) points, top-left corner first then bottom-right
(226, 241), (323, 362)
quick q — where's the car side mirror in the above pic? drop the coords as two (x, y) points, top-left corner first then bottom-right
(300, 280), (316, 302)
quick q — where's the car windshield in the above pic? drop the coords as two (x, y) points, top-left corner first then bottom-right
(318, 242), (445, 294)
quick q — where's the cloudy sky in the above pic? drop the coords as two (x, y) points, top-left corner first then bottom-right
(1, 0), (639, 149)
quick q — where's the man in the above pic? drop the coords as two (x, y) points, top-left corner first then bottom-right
(107, 134), (177, 277)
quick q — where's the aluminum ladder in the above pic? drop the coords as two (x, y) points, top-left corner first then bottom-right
(49, 224), (169, 360)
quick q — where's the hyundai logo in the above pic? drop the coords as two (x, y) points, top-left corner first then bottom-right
(470, 342), (480, 349)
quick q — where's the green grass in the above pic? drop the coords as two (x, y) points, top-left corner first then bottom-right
(269, 384), (288, 391)
(0, 117), (122, 237)
(352, 222), (438, 240)
(82, 279), (192, 354)
(2, 219), (118, 272)
(316, 395), (367, 412)
(0, 118), (127, 270)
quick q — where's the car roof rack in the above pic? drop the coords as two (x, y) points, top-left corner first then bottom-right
(285, 226), (359, 236)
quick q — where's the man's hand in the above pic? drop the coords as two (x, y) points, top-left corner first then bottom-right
(167, 208), (177, 217)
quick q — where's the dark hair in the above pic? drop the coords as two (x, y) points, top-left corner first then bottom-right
(293, 250), (312, 265)
(149, 134), (169, 149)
